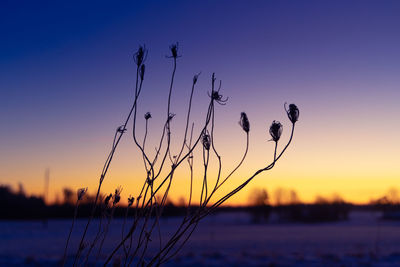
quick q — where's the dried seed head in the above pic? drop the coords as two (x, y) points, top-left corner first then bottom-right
(269, 120), (283, 142)
(128, 196), (135, 207)
(144, 112), (152, 120)
(133, 45), (147, 66)
(285, 103), (299, 124)
(239, 112), (250, 133)
(169, 43), (179, 59)
(208, 90), (228, 105)
(113, 187), (122, 205)
(211, 91), (220, 100)
(77, 187), (87, 201)
(202, 131), (211, 150)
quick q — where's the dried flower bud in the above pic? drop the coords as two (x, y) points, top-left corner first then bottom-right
(169, 43), (179, 59)
(133, 45), (147, 66)
(140, 64), (145, 80)
(77, 187), (87, 201)
(144, 112), (152, 120)
(202, 131), (211, 150)
(269, 120), (283, 142)
(128, 196), (135, 207)
(285, 103), (299, 124)
(239, 112), (250, 133)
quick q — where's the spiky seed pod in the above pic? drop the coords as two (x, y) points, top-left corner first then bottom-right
(169, 43), (179, 59)
(77, 187), (88, 201)
(239, 112), (250, 133)
(285, 103), (299, 124)
(269, 120), (283, 142)
(134, 45), (147, 66)
(202, 131), (211, 150)
(144, 112), (152, 120)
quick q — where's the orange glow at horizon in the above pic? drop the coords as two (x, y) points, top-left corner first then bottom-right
(3, 94), (400, 207)
(11, 165), (399, 206)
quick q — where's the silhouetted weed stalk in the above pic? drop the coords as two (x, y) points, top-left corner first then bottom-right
(66, 43), (299, 266)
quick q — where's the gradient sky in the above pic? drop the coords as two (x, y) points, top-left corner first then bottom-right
(1, 0), (400, 205)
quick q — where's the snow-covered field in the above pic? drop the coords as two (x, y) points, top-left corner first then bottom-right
(1, 211), (400, 266)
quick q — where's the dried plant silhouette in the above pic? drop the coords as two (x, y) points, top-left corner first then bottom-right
(65, 43), (299, 266)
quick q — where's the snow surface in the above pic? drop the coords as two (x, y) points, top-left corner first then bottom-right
(1, 211), (400, 266)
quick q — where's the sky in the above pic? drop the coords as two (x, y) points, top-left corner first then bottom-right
(1, 0), (400, 205)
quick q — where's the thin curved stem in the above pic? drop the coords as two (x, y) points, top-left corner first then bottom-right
(62, 199), (79, 266)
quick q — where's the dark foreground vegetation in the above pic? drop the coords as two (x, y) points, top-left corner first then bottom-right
(3, 184), (400, 222)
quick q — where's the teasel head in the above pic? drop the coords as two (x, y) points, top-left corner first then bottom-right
(169, 42), (179, 59)
(133, 45), (147, 67)
(284, 103), (299, 124)
(144, 112), (152, 120)
(77, 187), (88, 201)
(140, 64), (145, 80)
(202, 130), (211, 150)
(239, 112), (250, 133)
(269, 120), (283, 142)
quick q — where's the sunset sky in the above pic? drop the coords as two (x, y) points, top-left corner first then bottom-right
(1, 0), (399, 205)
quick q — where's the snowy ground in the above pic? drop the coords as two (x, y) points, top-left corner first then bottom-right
(1, 211), (400, 266)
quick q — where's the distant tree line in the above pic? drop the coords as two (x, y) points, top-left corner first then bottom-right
(0, 185), (190, 219)
(2, 184), (400, 221)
